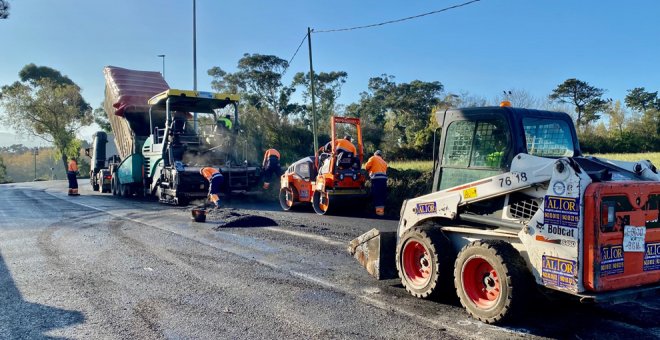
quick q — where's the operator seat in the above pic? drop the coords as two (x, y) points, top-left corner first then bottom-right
(336, 151), (360, 171)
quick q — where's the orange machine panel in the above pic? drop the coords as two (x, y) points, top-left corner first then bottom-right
(583, 182), (660, 291)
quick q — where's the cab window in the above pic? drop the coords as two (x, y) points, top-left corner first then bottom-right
(523, 118), (574, 157)
(439, 118), (508, 190)
(295, 162), (312, 180)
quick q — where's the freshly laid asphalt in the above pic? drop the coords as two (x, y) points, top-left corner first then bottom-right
(0, 181), (658, 339)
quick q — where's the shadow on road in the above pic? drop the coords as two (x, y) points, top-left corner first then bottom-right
(0, 251), (85, 339)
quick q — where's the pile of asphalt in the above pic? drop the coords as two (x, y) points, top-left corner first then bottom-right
(204, 208), (278, 229)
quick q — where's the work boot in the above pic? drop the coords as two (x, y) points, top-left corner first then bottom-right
(68, 189), (73, 196)
(72, 188), (80, 196)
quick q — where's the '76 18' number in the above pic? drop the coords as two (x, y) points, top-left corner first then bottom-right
(499, 172), (527, 187)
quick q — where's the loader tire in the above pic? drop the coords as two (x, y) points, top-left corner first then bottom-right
(396, 227), (453, 300)
(454, 240), (531, 324)
(279, 186), (298, 211)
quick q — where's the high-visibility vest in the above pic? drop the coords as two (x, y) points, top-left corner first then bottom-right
(218, 117), (233, 130)
(68, 160), (78, 172)
(365, 155), (387, 179)
(200, 167), (221, 181)
(335, 139), (357, 154)
(263, 149), (280, 165)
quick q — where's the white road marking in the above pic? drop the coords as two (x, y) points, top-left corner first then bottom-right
(261, 227), (346, 247)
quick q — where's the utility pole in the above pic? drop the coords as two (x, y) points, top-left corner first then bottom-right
(192, 0), (198, 132)
(32, 147), (38, 180)
(157, 54), (166, 79)
(307, 27), (318, 156)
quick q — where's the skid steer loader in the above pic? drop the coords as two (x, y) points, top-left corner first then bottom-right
(349, 103), (660, 324)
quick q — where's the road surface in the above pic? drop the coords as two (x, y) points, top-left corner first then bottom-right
(0, 181), (658, 339)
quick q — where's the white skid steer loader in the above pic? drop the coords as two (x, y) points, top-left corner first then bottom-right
(349, 103), (660, 324)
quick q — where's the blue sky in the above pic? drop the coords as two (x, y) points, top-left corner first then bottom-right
(1, 0), (659, 141)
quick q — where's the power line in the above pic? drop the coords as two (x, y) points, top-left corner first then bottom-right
(282, 1), (480, 75)
(283, 32), (309, 75)
(314, 0), (481, 33)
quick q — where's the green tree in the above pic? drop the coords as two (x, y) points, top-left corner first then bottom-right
(19, 63), (74, 86)
(549, 78), (607, 131)
(208, 53), (301, 119)
(605, 100), (627, 138)
(208, 54), (352, 161)
(93, 104), (112, 133)
(0, 0), (9, 19)
(0, 65), (93, 171)
(625, 87), (658, 112)
(346, 75), (443, 157)
(0, 144), (30, 154)
(291, 71), (348, 131)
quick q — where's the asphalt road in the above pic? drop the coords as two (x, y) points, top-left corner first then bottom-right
(0, 181), (659, 339)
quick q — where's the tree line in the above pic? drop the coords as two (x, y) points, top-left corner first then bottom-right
(1, 57), (659, 183)
(207, 54), (660, 162)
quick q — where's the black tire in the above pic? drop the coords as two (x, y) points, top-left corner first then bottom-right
(454, 240), (532, 324)
(279, 186), (298, 211)
(396, 227), (453, 299)
(176, 196), (188, 206)
(111, 176), (118, 196)
(120, 183), (131, 197)
(134, 185), (144, 198)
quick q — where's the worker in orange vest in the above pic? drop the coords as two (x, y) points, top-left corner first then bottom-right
(200, 167), (223, 207)
(365, 150), (388, 216)
(67, 157), (80, 196)
(262, 148), (281, 190)
(322, 135), (357, 155)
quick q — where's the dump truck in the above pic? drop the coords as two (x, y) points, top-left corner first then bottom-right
(279, 116), (367, 214)
(103, 66), (260, 204)
(85, 131), (119, 193)
(349, 103), (660, 324)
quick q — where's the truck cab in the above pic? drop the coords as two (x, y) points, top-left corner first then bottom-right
(85, 131), (118, 193)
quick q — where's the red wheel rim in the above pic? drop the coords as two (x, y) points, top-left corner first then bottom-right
(402, 240), (432, 288)
(462, 256), (501, 309)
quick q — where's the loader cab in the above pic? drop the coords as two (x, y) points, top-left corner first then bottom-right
(432, 106), (580, 192)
